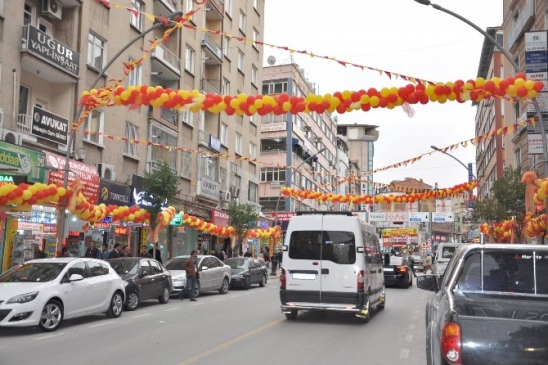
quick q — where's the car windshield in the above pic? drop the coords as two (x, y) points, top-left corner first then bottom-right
(0, 262), (67, 282)
(165, 257), (188, 270)
(225, 258), (249, 269)
(109, 260), (138, 275)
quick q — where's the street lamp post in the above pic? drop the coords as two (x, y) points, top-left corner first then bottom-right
(55, 12), (183, 254)
(431, 145), (476, 180)
(270, 147), (327, 276)
(415, 0), (548, 234)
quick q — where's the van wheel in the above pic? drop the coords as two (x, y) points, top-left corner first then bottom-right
(285, 310), (298, 320)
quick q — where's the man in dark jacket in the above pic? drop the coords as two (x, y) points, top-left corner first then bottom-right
(148, 243), (162, 263)
(108, 243), (122, 259)
(33, 244), (47, 259)
(84, 241), (101, 259)
(179, 250), (200, 301)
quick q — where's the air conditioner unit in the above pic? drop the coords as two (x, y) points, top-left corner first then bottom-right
(220, 191), (231, 202)
(42, 0), (62, 20)
(97, 163), (116, 180)
(1, 129), (23, 146)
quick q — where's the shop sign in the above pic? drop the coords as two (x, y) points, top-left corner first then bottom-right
(68, 230), (80, 237)
(0, 141), (45, 183)
(211, 208), (229, 227)
(18, 221), (44, 234)
(26, 25), (80, 77)
(98, 180), (131, 206)
(115, 227), (129, 235)
(267, 211), (295, 222)
(261, 122), (285, 132)
(19, 209), (58, 225)
(45, 152), (100, 203)
(525, 52), (548, 72)
(0, 175), (27, 186)
(170, 213), (183, 226)
(32, 106), (69, 145)
(197, 177), (219, 201)
(528, 134), (548, 154)
(526, 31), (548, 52)
(131, 187), (168, 208)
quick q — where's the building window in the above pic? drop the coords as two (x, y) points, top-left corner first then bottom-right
(23, 3), (34, 27)
(199, 155), (218, 181)
(249, 142), (257, 160)
(238, 11), (246, 33)
(515, 147), (521, 167)
(253, 0), (259, 12)
(223, 36), (231, 59)
(18, 85), (30, 115)
(237, 50), (245, 72)
(225, 0), (232, 17)
(127, 62), (142, 86)
(130, 0), (143, 31)
(222, 78), (230, 95)
(220, 167), (228, 192)
(87, 32), (106, 70)
(84, 110), (104, 145)
(220, 123), (228, 145)
(251, 65), (258, 85)
(248, 182), (258, 203)
(262, 81), (288, 95)
(182, 109), (193, 127)
(260, 167), (286, 182)
(181, 151), (191, 178)
(124, 122), (139, 158)
(184, 0), (193, 14)
(252, 28), (259, 50)
(185, 46), (195, 74)
(150, 125), (178, 171)
(235, 133), (242, 154)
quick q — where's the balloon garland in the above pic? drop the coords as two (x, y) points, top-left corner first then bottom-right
(79, 73), (543, 116)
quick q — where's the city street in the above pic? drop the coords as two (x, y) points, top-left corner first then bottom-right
(0, 276), (431, 365)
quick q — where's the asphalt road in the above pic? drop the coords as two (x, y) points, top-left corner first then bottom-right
(0, 276), (431, 365)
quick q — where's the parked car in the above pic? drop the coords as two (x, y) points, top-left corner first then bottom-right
(107, 257), (172, 311)
(0, 258), (125, 332)
(383, 255), (412, 288)
(412, 254), (424, 272)
(165, 255), (231, 298)
(225, 257), (268, 289)
(164, 258), (187, 295)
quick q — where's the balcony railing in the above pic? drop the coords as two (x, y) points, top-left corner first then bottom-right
(201, 33), (222, 60)
(200, 79), (220, 95)
(152, 43), (181, 73)
(161, 107), (178, 126)
(17, 114), (32, 134)
(209, 0), (224, 13)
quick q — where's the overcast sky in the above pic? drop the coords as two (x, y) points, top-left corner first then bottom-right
(263, 0), (503, 190)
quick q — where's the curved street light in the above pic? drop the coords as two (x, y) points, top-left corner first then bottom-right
(431, 145), (476, 180)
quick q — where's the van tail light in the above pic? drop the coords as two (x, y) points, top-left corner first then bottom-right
(396, 266), (407, 273)
(357, 270), (365, 292)
(280, 268), (286, 289)
(441, 321), (462, 365)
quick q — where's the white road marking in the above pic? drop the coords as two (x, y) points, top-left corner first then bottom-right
(405, 334), (413, 342)
(399, 349), (410, 359)
(34, 333), (65, 341)
(408, 324), (416, 330)
(88, 322), (112, 328)
(131, 314), (151, 319)
(165, 307), (181, 311)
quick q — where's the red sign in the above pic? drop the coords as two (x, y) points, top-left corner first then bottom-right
(268, 212), (296, 222)
(68, 230), (80, 237)
(211, 208), (230, 227)
(115, 227), (129, 235)
(45, 152), (100, 203)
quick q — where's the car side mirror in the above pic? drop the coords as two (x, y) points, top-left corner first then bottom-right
(416, 275), (438, 292)
(69, 273), (84, 282)
(141, 270), (149, 278)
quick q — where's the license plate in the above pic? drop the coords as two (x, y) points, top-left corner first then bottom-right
(292, 273), (316, 280)
(383, 268), (394, 272)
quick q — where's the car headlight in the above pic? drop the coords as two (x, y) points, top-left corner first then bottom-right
(7, 291), (39, 304)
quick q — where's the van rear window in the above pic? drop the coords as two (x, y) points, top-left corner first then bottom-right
(288, 231), (356, 264)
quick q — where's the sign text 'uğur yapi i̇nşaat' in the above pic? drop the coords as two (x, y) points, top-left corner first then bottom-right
(32, 106), (68, 145)
(27, 25), (80, 77)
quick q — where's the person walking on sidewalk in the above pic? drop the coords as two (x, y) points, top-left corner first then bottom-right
(407, 252), (417, 278)
(179, 250), (200, 301)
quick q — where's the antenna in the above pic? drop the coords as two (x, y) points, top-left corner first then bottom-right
(267, 55), (276, 66)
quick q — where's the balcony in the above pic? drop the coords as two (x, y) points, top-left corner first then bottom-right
(17, 114), (32, 134)
(205, 0), (223, 20)
(151, 43), (181, 80)
(201, 33), (223, 64)
(200, 79), (220, 95)
(148, 106), (179, 127)
(154, 0), (181, 14)
(21, 25), (80, 83)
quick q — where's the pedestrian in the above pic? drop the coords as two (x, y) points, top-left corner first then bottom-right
(277, 250), (282, 268)
(148, 243), (162, 263)
(84, 241), (101, 259)
(217, 250), (226, 262)
(61, 247), (71, 257)
(179, 250), (200, 301)
(109, 243), (123, 259)
(122, 245), (132, 257)
(100, 244), (110, 260)
(407, 252), (417, 278)
(424, 253), (433, 274)
(139, 245), (152, 258)
(261, 247), (270, 269)
(33, 244), (47, 259)
(244, 249), (252, 258)
(257, 253), (266, 266)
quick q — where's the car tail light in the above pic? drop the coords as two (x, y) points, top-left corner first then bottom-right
(396, 265), (407, 273)
(280, 268), (286, 289)
(441, 321), (462, 365)
(357, 270), (365, 292)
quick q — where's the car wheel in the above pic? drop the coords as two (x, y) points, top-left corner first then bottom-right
(159, 286), (170, 304)
(39, 300), (63, 332)
(124, 291), (139, 311)
(410, 276), (413, 287)
(218, 277), (229, 294)
(259, 275), (266, 287)
(244, 277), (250, 290)
(106, 291), (124, 318)
(285, 309), (298, 320)
(194, 281), (201, 298)
(401, 276), (410, 289)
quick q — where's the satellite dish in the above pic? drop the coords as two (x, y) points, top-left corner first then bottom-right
(267, 55), (276, 66)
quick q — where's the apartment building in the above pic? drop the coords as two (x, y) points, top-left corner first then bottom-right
(0, 0), (264, 265)
(259, 62), (341, 216)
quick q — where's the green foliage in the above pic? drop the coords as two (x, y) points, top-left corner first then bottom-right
(142, 162), (181, 231)
(227, 201), (259, 240)
(472, 166), (526, 239)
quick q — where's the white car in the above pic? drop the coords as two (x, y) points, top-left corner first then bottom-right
(0, 258), (126, 332)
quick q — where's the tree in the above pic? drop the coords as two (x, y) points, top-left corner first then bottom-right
(142, 162), (181, 257)
(472, 166), (525, 241)
(227, 201), (259, 257)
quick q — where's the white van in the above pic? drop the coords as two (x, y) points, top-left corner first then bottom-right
(433, 242), (465, 278)
(279, 212), (385, 323)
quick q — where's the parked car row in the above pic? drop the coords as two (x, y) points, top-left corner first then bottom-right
(0, 255), (269, 332)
